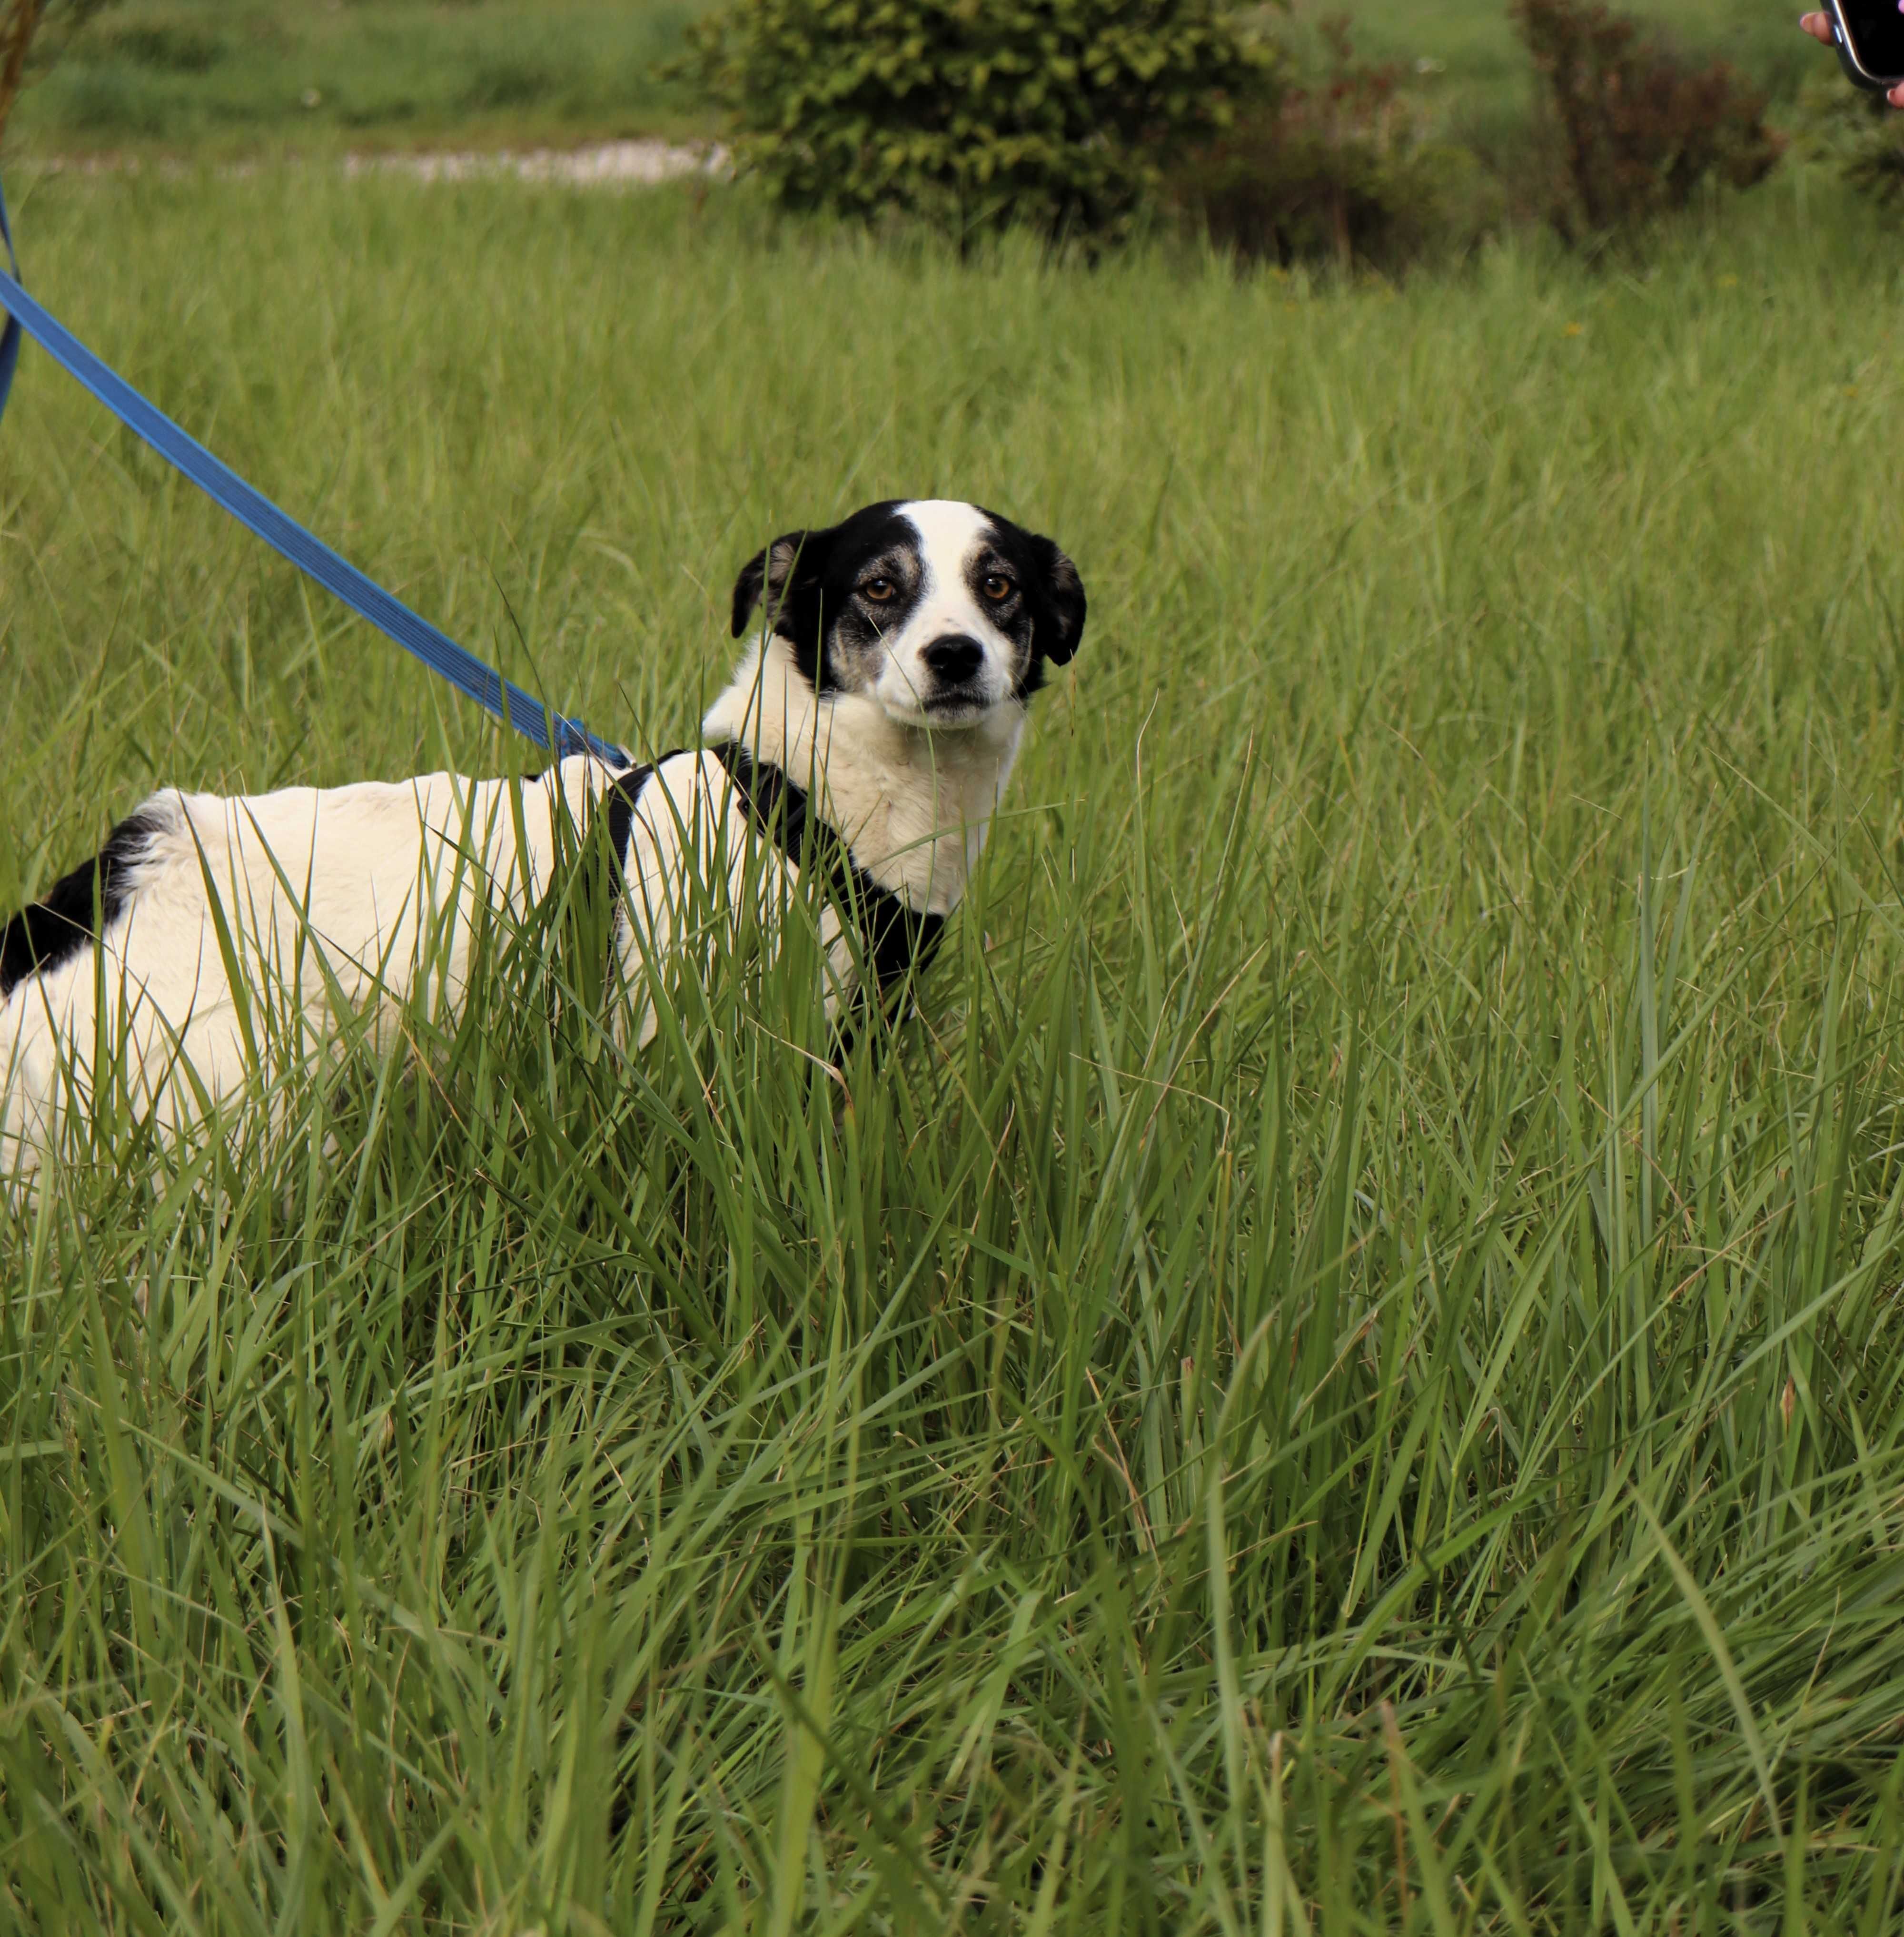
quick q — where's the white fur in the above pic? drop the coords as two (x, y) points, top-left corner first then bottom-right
(868, 500), (1020, 728)
(701, 632), (1022, 918)
(0, 502), (1049, 1178)
(704, 499), (1029, 911)
(0, 746), (804, 1174)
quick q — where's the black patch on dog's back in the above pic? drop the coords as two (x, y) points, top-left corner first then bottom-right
(0, 808), (165, 1001)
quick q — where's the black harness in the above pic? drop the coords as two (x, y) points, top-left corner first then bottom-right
(605, 741), (947, 1000)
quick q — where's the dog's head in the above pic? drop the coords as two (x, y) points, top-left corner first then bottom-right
(729, 500), (1087, 730)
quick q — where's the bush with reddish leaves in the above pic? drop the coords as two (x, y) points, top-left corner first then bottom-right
(1513, 0), (1785, 243)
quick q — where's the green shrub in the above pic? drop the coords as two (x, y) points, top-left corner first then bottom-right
(1513, 0), (1785, 244)
(1171, 14), (1494, 272)
(1792, 74), (1904, 205)
(679, 0), (1278, 244)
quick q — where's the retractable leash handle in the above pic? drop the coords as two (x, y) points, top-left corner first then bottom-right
(0, 174), (626, 766)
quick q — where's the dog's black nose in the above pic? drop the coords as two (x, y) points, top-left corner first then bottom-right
(923, 635), (984, 685)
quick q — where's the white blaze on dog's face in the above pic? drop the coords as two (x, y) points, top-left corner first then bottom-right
(729, 498), (1087, 730)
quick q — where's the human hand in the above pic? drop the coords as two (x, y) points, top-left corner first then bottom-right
(1803, 9), (1904, 106)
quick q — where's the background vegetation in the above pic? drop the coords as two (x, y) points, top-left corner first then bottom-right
(0, 0), (1818, 174)
(0, 0), (1863, 261)
(679, 0), (1272, 244)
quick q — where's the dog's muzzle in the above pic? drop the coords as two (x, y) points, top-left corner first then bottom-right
(922, 633), (985, 693)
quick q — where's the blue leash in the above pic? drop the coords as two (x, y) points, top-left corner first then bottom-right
(0, 176), (625, 766)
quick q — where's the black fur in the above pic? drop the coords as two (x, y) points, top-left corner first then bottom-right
(731, 504), (919, 695)
(728, 502), (1086, 701)
(710, 740), (946, 998)
(604, 761), (658, 881)
(981, 517), (1088, 698)
(0, 809), (164, 1001)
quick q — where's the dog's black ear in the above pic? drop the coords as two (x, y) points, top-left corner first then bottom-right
(1032, 537), (1087, 666)
(731, 530), (814, 639)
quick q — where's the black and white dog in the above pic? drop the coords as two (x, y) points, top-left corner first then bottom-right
(0, 500), (1085, 1172)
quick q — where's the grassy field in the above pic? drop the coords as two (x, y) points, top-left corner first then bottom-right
(0, 0), (1833, 158)
(8, 155), (1904, 1930)
(7, 0), (708, 154)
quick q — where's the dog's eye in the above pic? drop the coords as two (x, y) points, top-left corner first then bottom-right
(981, 574), (1015, 602)
(859, 576), (897, 603)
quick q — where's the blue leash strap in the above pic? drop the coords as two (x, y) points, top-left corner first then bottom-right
(0, 176), (625, 766)
(0, 177), (19, 430)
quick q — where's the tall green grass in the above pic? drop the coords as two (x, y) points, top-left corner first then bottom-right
(6, 167), (1904, 1928)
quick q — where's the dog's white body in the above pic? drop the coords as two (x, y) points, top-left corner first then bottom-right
(0, 500), (1084, 1176)
(1, 755), (680, 1168)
